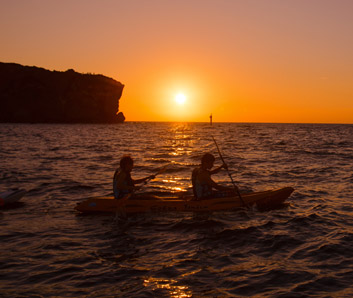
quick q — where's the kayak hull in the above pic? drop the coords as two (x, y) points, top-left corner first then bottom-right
(75, 187), (294, 214)
(0, 189), (27, 207)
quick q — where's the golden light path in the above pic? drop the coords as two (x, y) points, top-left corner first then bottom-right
(144, 277), (192, 298)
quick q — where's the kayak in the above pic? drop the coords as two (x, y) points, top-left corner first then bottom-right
(75, 187), (294, 214)
(0, 188), (27, 207)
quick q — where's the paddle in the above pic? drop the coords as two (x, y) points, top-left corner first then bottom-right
(143, 164), (168, 185)
(121, 164), (169, 200)
(212, 136), (247, 207)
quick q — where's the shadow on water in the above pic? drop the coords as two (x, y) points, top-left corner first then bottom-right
(0, 201), (26, 211)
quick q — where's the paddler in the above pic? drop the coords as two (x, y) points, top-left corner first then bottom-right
(192, 153), (238, 200)
(113, 155), (155, 199)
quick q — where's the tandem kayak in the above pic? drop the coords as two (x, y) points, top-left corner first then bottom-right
(0, 188), (27, 207)
(75, 187), (294, 214)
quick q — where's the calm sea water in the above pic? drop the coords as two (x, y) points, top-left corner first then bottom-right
(1, 122), (353, 298)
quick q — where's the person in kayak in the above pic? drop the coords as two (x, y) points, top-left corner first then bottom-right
(192, 153), (238, 200)
(113, 155), (155, 199)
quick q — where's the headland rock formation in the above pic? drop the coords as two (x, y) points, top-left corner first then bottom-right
(0, 62), (125, 123)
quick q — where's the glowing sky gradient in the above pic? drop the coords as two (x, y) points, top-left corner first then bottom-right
(1, 0), (353, 123)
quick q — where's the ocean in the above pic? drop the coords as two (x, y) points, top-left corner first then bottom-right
(1, 122), (353, 297)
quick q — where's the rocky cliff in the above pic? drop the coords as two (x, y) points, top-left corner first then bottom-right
(0, 62), (125, 123)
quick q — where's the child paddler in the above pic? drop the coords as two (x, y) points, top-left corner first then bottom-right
(113, 155), (155, 199)
(192, 153), (238, 200)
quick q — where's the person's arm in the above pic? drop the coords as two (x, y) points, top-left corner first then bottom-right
(132, 174), (156, 185)
(202, 170), (235, 192)
(209, 163), (227, 175)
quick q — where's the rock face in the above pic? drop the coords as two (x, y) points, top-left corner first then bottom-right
(0, 62), (125, 123)
(116, 112), (126, 123)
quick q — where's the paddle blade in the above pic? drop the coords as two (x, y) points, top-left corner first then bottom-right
(155, 165), (168, 176)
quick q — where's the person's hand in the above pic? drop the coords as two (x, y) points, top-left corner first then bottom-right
(149, 175), (156, 180)
(222, 163), (228, 170)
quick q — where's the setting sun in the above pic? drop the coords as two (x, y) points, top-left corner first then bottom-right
(2, 1), (353, 124)
(175, 93), (186, 105)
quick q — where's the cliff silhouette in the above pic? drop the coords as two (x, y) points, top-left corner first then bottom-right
(0, 62), (125, 123)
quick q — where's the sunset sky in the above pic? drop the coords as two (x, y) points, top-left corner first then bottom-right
(1, 0), (353, 123)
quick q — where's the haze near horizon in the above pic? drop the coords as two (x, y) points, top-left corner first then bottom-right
(1, 0), (353, 124)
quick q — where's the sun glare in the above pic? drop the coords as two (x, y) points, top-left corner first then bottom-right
(175, 93), (186, 105)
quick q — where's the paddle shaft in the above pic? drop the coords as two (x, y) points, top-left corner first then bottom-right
(144, 165), (168, 184)
(212, 137), (246, 207)
(130, 165), (168, 196)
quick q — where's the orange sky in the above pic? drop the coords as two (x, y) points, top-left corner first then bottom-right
(1, 0), (353, 123)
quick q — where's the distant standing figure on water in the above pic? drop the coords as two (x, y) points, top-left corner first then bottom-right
(113, 155), (155, 199)
(192, 153), (237, 200)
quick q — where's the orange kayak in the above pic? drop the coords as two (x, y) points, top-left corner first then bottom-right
(75, 187), (294, 214)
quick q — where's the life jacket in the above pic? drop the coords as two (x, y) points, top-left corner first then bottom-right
(192, 167), (212, 200)
(113, 169), (134, 199)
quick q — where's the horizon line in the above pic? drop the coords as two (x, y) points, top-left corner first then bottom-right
(123, 120), (353, 125)
(1, 121), (352, 125)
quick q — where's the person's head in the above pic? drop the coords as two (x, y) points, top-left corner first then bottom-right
(201, 153), (215, 169)
(120, 155), (133, 172)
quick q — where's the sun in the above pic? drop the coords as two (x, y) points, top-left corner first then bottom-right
(175, 93), (187, 105)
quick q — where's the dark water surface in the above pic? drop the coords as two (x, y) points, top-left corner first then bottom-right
(1, 122), (353, 297)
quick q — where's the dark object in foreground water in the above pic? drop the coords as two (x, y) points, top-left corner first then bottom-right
(0, 188), (27, 207)
(75, 187), (294, 214)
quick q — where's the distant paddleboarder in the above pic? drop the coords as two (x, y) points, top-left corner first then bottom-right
(210, 114), (212, 125)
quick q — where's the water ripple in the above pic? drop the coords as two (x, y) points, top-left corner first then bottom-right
(1, 122), (353, 297)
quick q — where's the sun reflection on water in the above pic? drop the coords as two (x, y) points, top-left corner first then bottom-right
(162, 177), (189, 193)
(143, 277), (192, 298)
